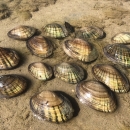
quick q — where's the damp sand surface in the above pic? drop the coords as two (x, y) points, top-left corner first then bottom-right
(0, 0), (130, 130)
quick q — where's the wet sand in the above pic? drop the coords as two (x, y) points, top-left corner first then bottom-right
(0, 0), (130, 130)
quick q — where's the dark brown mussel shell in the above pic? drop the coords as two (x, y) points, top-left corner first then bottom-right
(76, 80), (117, 112)
(0, 47), (20, 70)
(26, 36), (54, 58)
(103, 44), (130, 67)
(92, 64), (130, 93)
(63, 38), (98, 62)
(54, 62), (85, 84)
(75, 26), (104, 40)
(7, 25), (36, 40)
(0, 75), (27, 98)
(30, 90), (74, 123)
(28, 62), (53, 81)
(111, 32), (130, 44)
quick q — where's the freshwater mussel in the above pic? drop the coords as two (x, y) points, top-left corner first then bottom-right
(92, 64), (130, 93)
(26, 35), (54, 58)
(75, 26), (104, 40)
(28, 62), (53, 81)
(54, 62), (85, 84)
(103, 44), (130, 67)
(7, 25), (36, 40)
(42, 22), (74, 38)
(30, 90), (74, 123)
(0, 75), (27, 98)
(63, 38), (98, 62)
(0, 47), (20, 70)
(111, 32), (130, 44)
(76, 80), (117, 112)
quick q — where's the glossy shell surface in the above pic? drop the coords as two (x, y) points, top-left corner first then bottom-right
(103, 44), (130, 67)
(75, 26), (104, 40)
(43, 22), (68, 38)
(63, 38), (98, 62)
(0, 75), (27, 98)
(28, 62), (53, 81)
(0, 47), (20, 70)
(92, 64), (130, 93)
(76, 80), (117, 112)
(54, 62), (84, 84)
(111, 32), (130, 44)
(7, 25), (36, 40)
(30, 91), (74, 123)
(27, 36), (54, 58)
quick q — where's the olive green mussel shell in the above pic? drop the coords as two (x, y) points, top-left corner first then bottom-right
(63, 38), (98, 62)
(0, 47), (20, 70)
(43, 22), (68, 38)
(30, 90), (74, 123)
(92, 64), (130, 93)
(111, 32), (130, 44)
(76, 80), (117, 112)
(54, 62), (85, 84)
(26, 36), (54, 58)
(0, 75), (27, 98)
(7, 25), (36, 40)
(28, 62), (53, 81)
(103, 44), (130, 67)
(75, 26), (104, 40)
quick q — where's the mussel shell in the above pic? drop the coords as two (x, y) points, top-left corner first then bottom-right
(0, 75), (27, 98)
(28, 62), (53, 81)
(75, 26), (104, 40)
(103, 44), (130, 67)
(43, 22), (68, 38)
(30, 90), (74, 123)
(92, 64), (130, 93)
(0, 47), (20, 70)
(63, 38), (98, 62)
(26, 36), (54, 58)
(54, 62), (84, 84)
(76, 80), (117, 112)
(7, 25), (36, 40)
(111, 32), (130, 44)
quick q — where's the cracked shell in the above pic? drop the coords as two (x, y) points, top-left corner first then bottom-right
(26, 36), (54, 58)
(92, 64), (130, 93)
(30, 90), (74, 123)
(42, 22), (68, 38)
(103, 44), (130, 67)
(0, 47), (20, 70)
(76, 80), (117, 112)
(0, 75), (27, 98)
(7, 25), (36, 40)
(54, 62), (85, 84)
(75, 26), (104, 40)
(28, 62), (53, 81)
(111, 32), (130, 44)
(63, 38), (98, 62)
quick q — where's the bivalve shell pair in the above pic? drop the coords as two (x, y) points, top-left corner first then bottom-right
(54, 62), (84, 84)
(63, 38), (98, 62)
(75, 26), (104, 40)
(92, 64), (130, 93)
(7, 25), (36, 40)
(0, 75), (27, 98)
(112, 32), (130, 44)
(0, 47), (20, 70)
(30, 90), (74, 123)
(42, 22), (74, 38)
(26, 36), (54, 58)
(76, 80), (117, 112)
(103, 44), (130, 67)
(28, 62), (53, 81)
